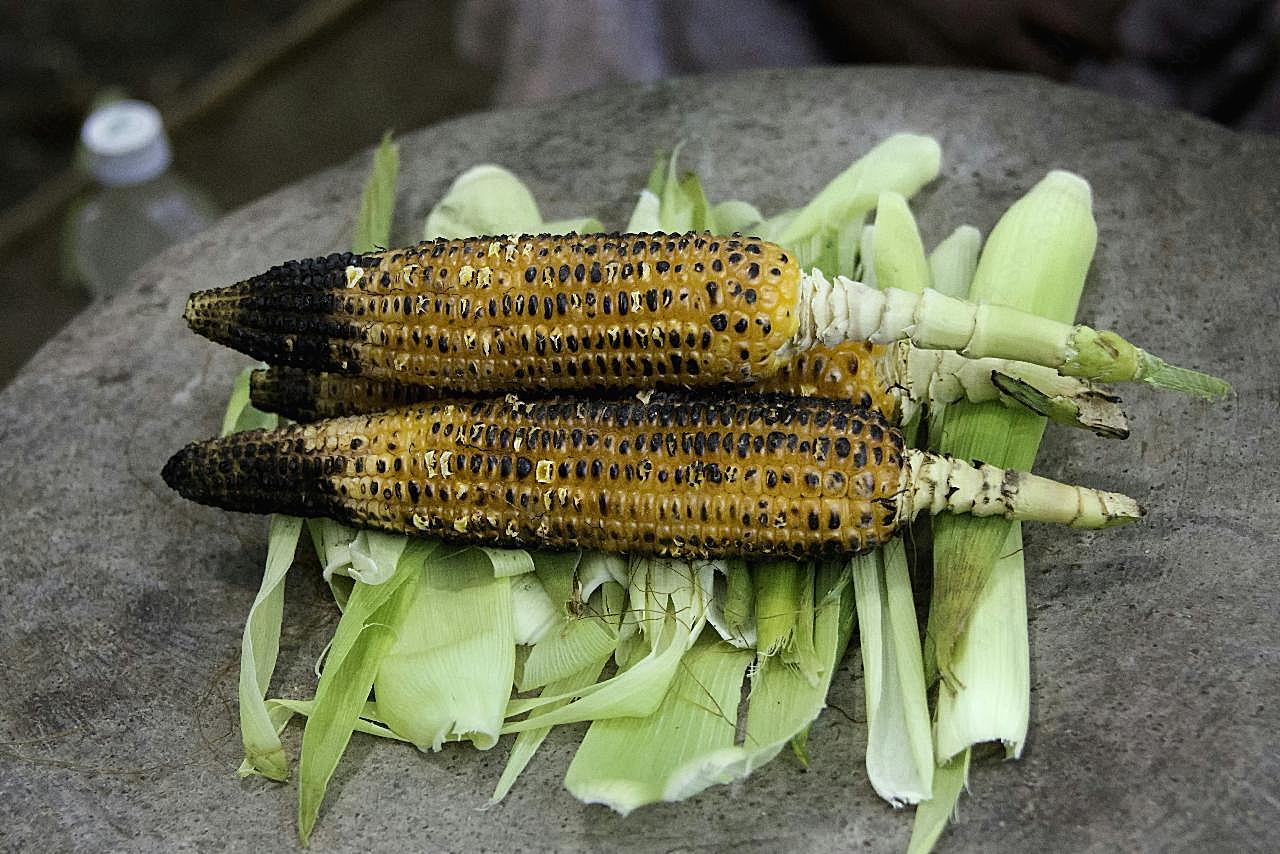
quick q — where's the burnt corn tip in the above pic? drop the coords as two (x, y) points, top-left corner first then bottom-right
(161, 444), (200, 502)
(181, 249), (370, 357)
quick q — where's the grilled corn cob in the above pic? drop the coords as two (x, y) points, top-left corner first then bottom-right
(245, 343), (897, 423)
(163, 392), (1140, 560)
(185, 232), (1225, 399)
(249, 339), (1128, 437)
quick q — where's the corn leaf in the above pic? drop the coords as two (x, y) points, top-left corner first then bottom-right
(563, 563), (853, 814)
(627, 555), (713, 649)
(297, 540), (431, 844)
(260, 698), (412, 745)
(222, 366), (303, 782)
(564, 636), (754, 814)
(852, 543), (934, 805)
(352, 132), (399, 254)
(511, 572), (559, 645)
(767, 133), (941, 255)
(927, 225), (982, 300)
(520, 581), (624, 690)
(911, 171), (1095, 853)
(220, 366), (277, 436)
(753, 558), (804, 659)
(423, 164), (601, 239)
(872, 191), (932, 294)
(706, 558), (756, 649)
(933, 526), (1030, 761)
(236, 514), (304, 781)
(907, 749), (971, 854)
(502, 599), (704, 731)
(925, 225), (983, 449)
(741, 561), (855, 768)
(709, 199), (763, 234)
(373, 547), (517, 752)
(927, 169), (1096, 684)
(848, 188), (934, 807)
(625, 189), (662, 232)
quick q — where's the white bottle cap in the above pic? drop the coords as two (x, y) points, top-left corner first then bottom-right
(81, 100), (173, 186)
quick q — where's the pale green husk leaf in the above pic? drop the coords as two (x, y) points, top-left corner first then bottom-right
(423, 164), (601, 239)
(910, 170), (1096, 853)
(852, 544), (933, 805)
(297, 540), (432, 844)
(373, 546), (518, 752)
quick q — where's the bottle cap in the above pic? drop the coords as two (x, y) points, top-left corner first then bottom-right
(81, 100), (173, 186)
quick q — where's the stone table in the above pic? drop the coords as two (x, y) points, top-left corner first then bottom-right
(2, 68), (1277, 852)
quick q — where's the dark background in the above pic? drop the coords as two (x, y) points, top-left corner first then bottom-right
(2, 0), (1277, 385)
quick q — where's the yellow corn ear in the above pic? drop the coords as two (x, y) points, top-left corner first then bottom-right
(164, 392), (905, 560)
(185, 233), (801, 393)
(250, 339), (899, 424)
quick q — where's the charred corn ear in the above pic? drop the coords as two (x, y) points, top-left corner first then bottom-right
(163, 393), (1140, 560)
(186, 233), (800, 393)
(189, 231), (1224, 400)
(249, 343), (896, 424)
(251, 340), (1127, 438)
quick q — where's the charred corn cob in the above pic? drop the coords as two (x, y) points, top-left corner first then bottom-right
(245, 342), (898, 423)
(163, 392), (1140, 560)
(186, 232), (1224, 401)
(249, 337), (1127, 437)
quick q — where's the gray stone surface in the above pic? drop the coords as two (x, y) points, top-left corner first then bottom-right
(1, 67), (1277, 852)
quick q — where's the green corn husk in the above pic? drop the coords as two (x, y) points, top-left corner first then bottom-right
(563, 562), (854, 814)
(924, 225), (983, 448)
(772, 133), (941, 253)
(927, 225), (981, 300)
(850, 193), (935, 806)
(909, 170), (1098, 853)
(927, 169), (1098, 686)
(563, 636), (755, 813)
(230, 135), (399, 788)
(872, 191), (933, 295)
(298, 539), (432, 844)
(907, 750), (971, 854)
(372, 547), (522, 752)
(353, 131), (399, 252)
(424, 164), (602, 239)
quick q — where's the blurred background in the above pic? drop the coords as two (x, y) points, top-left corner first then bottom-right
(2, 0), (1278, 386)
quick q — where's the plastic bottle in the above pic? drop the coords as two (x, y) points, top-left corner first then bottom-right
(69, 100), (218, 300)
